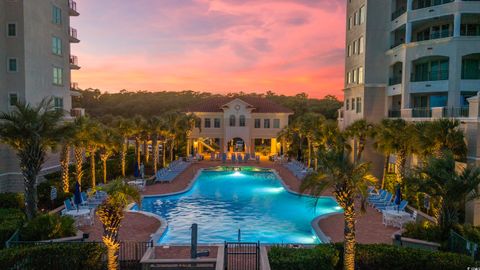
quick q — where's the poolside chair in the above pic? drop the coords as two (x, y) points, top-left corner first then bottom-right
(371, 193), (393, 207)
(368, 190), (388, 204)
(64, 199), (75, 212)
(238, 154), (243, 163)
(231, 154), (236, 163)
(377, 200), (408, 212)
(222, 153), (227, 163)
(245, 153), (250, 162)
(368, 190), (386, 201)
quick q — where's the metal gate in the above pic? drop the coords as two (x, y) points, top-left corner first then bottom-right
(224, 242), (260, 270)
(119, 241), (154, 270)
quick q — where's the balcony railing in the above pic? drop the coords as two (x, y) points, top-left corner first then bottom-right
(391, 7), (406, 21)
(413, 0), (453, 10)
(70, 55), (80, 69)
(462, 70), (480, 80)
(388, 110), (401, 118)
(442, 107), (470, 118)
(411, 70), (449, 82)
(69, 27), (79, 43)
(412, 107), (432, 118)
(417, 30), (452, 42)
(68, 0), (79, 16)
(390, 41), (405, 49)
(71, 82), (79, 90)
(389, 76), (402, 86)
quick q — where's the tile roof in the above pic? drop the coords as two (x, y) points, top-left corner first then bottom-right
(184, 96), (294, 113)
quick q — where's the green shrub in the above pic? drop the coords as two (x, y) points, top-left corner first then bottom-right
(19, 214), (76, 241)
(0, 193), (24, 209)
(37, 182), (72, 210)
(0, 243), (106, 270)
(269, 244), (475, 270)
(453, 223), (480, 243)
(0, 209), (25, 249)
(268, 245), (339, 270)
(403, 221), (444, 242)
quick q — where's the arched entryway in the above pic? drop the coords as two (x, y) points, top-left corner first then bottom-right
(228, 137), (246, 153)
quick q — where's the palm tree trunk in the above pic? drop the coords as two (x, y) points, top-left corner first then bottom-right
(101, 156), (108, 184)
(162, 141), (166, 168)
(307, 139), (311, 168)
(135, 138), (141, 169)
(357, 138), (365, 162)
(21, 142), (43, 220)
(395, 150), (407, 192)
(344, 204), (356, 270)
(144, 140), (149, 163)
(121, 141), (126, 177)
(89, 148), (96, 188)
(381, 154), (390, 189)
(60, 144), (70, 193)
(153, 137), (159, 173)
(74, 147), (83, 186)
(170, 140), (174, 162)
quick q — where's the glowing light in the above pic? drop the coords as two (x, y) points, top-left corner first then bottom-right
(334, 206), (343, 211)
(232, 171), (243, 177)
(259, 187), (284, 194)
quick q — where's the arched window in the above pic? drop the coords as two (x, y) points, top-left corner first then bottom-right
(239, 115), (246, 127)
(229, 115), (236, 127)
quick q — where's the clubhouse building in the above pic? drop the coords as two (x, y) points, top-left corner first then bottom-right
(184, 97), (293, 157)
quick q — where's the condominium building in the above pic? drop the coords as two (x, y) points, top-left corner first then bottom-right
(185, 97), (293, 157)
(339, 0), (480, 165)
(0, 0), (81, 192)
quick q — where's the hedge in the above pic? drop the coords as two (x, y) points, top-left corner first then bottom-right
(19, 214), (76, 242)
(268, 244), (476, 270)
(0, 243), (106, 270)
(0, 209), (25, 249)
(269, 245), (339, 270)
(0, 193), (24, 210)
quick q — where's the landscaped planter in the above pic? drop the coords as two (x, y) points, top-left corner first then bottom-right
(392, 234), (441, 251)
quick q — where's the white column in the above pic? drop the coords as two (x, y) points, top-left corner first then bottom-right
(454, 13), (461, 38)
(407, 0), (413, 11)
(405, 22), (412, 43)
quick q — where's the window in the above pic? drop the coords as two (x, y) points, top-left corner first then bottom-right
(346, 99), (350, 110)
(195, 118), (201, 128)
(347, 44), (352, 57)
(7, 23), (16, 37)
(7, 58), (17, 72)
(264, 119), (270, 129)
(273, 119), (280, 129)
(229, 115), (236, 127)
(354, 11), (359, 25)
(347, 71), (352, 84)
(8, 93), (18, 106)
(53, 67), (63, 85)
(52, 5), (62, 24)
(254, 119), (261, 128)
(351, 98), (355, 110)
(214, 118), (221, 128)
(353, 68), (358, 83)
(348, 17), (353, 30)
(356, 97), (362, 113)
(54, 97), (63, 111)
(352, 40), (357, 54)
(239, 115), (246, 127)
(359, 36), (364, 54)
(52, 37), (62, 55)
(359, 6), (366, 24)
(204, 118), (211, 128)
(358, 67), (364, 84)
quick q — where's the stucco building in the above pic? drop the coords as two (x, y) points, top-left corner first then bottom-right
(185, 97), (293, 157)
(0, 0), (81, 192)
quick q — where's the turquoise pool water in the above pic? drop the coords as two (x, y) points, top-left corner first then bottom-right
(137, 168), (342, 244)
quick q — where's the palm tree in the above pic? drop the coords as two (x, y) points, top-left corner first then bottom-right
(373, 119), (397, 189)
(113, 117), (134, 177)
(301, 148), (376, 270)
(0, 99), (65, 220)
(99, 127), (120, 184)
(59, 122), (76, 193)
(297, 113), (325, 168)
(410, 154), (480, 232)
(345, 119), (374, 162)
(85, 120), (103, 188)
(148, 116), (166, 174)
(132, 116), (145, 170)
(96, 179), (140, 270)
(277, 125), (295, 156)
(425, 119), (467, 160)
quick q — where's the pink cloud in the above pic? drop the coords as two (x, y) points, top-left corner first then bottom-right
(71, 0), (346, 98)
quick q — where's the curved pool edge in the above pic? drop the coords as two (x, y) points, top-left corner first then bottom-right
(126, 203), (168, 246)
(132, 165), (342, 244)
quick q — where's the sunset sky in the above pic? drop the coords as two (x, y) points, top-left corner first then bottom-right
(72, 0), (346, 98)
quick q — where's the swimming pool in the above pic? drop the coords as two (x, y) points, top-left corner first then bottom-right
(137, 168), (342, 244)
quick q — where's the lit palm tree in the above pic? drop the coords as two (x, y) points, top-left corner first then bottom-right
(132, 115), (145, 170)
(301, 147), (376, 270)
(148, 116), (166, 173)
(86, 119), (103, 188)
(425, 119), (467, 160)
(277, 125), (295, 156)
(298, 113), (325, 168)
(373, 119), (397, 189)
(72, 116), (89, 187)
(99, 127), (120, 184)
(410, 154), (480, 232)
(0, 99), (65, 220)
(113, 117), (134, 177)
(345, 119), (374, 162)
(96, 179), (140, 270)
(59, 121), (76, 192)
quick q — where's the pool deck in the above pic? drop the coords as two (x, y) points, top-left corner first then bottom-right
(84, 160), (397, 244)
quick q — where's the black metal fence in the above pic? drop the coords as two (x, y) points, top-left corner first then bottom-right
(224, 242), (259, 270)
(449, 230), (479, 260)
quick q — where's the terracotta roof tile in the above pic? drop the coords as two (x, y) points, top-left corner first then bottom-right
(184, 96), (294, 113)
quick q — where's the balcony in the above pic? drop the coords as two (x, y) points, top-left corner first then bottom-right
(388, 110), (401, 118)
(69, 27), (79, 43)
(412, 107), (432, 118)
(70, 55), (80, 70)
(68, 0), (80, 16)
(412, 0), (454, 10)
(389, 76), (403, 86)
(416, 29), (452, 42)
(443, 107), (470, 118)
(411, 70), (448, 82)
(70, 82), (79, 90)
(391, 7), (406, 21)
